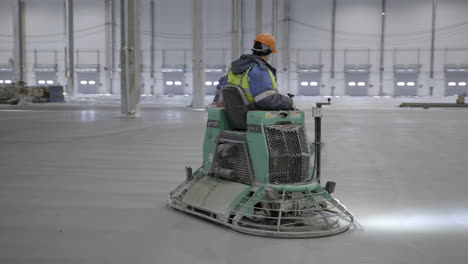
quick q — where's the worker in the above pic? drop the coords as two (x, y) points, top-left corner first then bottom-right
(224, 33), (293, 110)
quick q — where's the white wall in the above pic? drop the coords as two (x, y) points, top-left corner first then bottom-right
(22, 0), (63, 85)
(1, 0), (467, 96)
(433, 0), (468, 96)
(385, 0), (431, 96)
(73, 0), (105, 57)
(290, 0), (468, 96)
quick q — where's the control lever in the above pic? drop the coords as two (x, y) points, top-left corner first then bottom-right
(316, 97), (331, 108)
(313, 97), (331, 184)
(287, 93), (297, 110)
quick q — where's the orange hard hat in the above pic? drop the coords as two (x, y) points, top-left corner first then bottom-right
(253, 33), (277, 53)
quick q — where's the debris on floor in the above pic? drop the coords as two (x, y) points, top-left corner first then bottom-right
(0, 82), (65, 105)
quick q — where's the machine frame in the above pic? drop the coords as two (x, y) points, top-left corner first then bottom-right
(168, 100), (354, 238)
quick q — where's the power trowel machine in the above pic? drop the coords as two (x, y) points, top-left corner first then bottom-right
(168, 85), (354, 238)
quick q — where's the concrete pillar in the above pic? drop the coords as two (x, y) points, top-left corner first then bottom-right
(191, 0), (205, 109)
(231, 0), (242, 61)
(379, 0), (386, 96)
(282, 0), (291, 93)
(429, 0), (437, 96)
(150, 0), (156, 95)
(120, 0), (141, 117)
(330, 0), (336, 95)
(255, 0), (262, 36)
(271, 0), (278, 69)
(105, 0), (114, 94)
(12, 0), (25, 83)
(65, 0), (75, 95)
(154, 49), (164, 95)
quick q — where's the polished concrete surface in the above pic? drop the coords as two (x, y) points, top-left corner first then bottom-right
(1, 96), (468, 264)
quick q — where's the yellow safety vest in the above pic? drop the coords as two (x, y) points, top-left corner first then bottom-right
(226, 65), (278, 103)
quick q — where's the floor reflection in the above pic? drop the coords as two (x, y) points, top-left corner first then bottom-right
(360, 210), (468, 232)
(80, 110), (97, 122)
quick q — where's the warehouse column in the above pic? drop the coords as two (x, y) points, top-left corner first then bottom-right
(282, 0), (290, 93)
(105, 0), (114, 94)
(150, 0), (156, 95)
(379, 0), (386, 96)
(429, 0), (437, 96)
(255, 0), (262, 36)
(330, 0), (336, 96)
(65, 0), (75, 95)
(271, 0), (278, 68)
(12, 0), (25, 83)
(191, 0), (205, 109)
(120, 0), (141, 117)
(231, 0), (242, 61)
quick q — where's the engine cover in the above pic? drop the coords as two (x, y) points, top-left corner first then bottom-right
(212, 131), (254, 184)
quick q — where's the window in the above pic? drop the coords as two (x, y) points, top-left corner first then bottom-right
(166, 81), (173, 86)
(348, 82), (356, 86)
(448, 82), (456, 86)
(174, 81), (182, 85)
(80, 80), (87, 85)
(358, 82), (366, 87)
(38, 80), (46, 84)
(213, 81), (219, 86)
(300, 81), (309, 86)
(397, 82), (405, 86)
(407, 82), (415, 86)
(310, 82), (318, 86)
(5, 80), (12, 84)
(88, 80), (96, 85)
(458, 82), (466, 86)
(205, 81), (212, 86)
(47, 80), (54, 84)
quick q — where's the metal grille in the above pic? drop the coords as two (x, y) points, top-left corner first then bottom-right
(265, 125), (310, 184)
(213, 142), (253, 184)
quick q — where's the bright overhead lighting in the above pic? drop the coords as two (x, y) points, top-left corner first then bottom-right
(0, 80), (3, 83)
(407, 82), (415, 86)
(458, 82), (466, 86)
(166, 81), (173, 86)
(358, 82), (365, 86)
(38, 80), (46, 84)
(448, 82), (456, 86)
(213, 81), (219, 86)
(348, 82), (356, 86)
(300, 81), (309, 86)
(310, 82), (318, 86)
(5, 80), (12, 84)
(397, 82), (405, 86)
(205, 81), (212, 86)
(89, 80), (96, 85)
(174, 81), (182, 85)
(47, 80), (53, 84)
(80, 80), (87, 85)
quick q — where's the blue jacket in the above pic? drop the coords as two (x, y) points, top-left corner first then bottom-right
(225, 54), (293, 110)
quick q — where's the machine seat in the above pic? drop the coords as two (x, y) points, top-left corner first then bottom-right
(221, 84), (256, 130)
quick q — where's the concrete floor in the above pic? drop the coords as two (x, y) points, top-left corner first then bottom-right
(1, 97), (468, 264)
